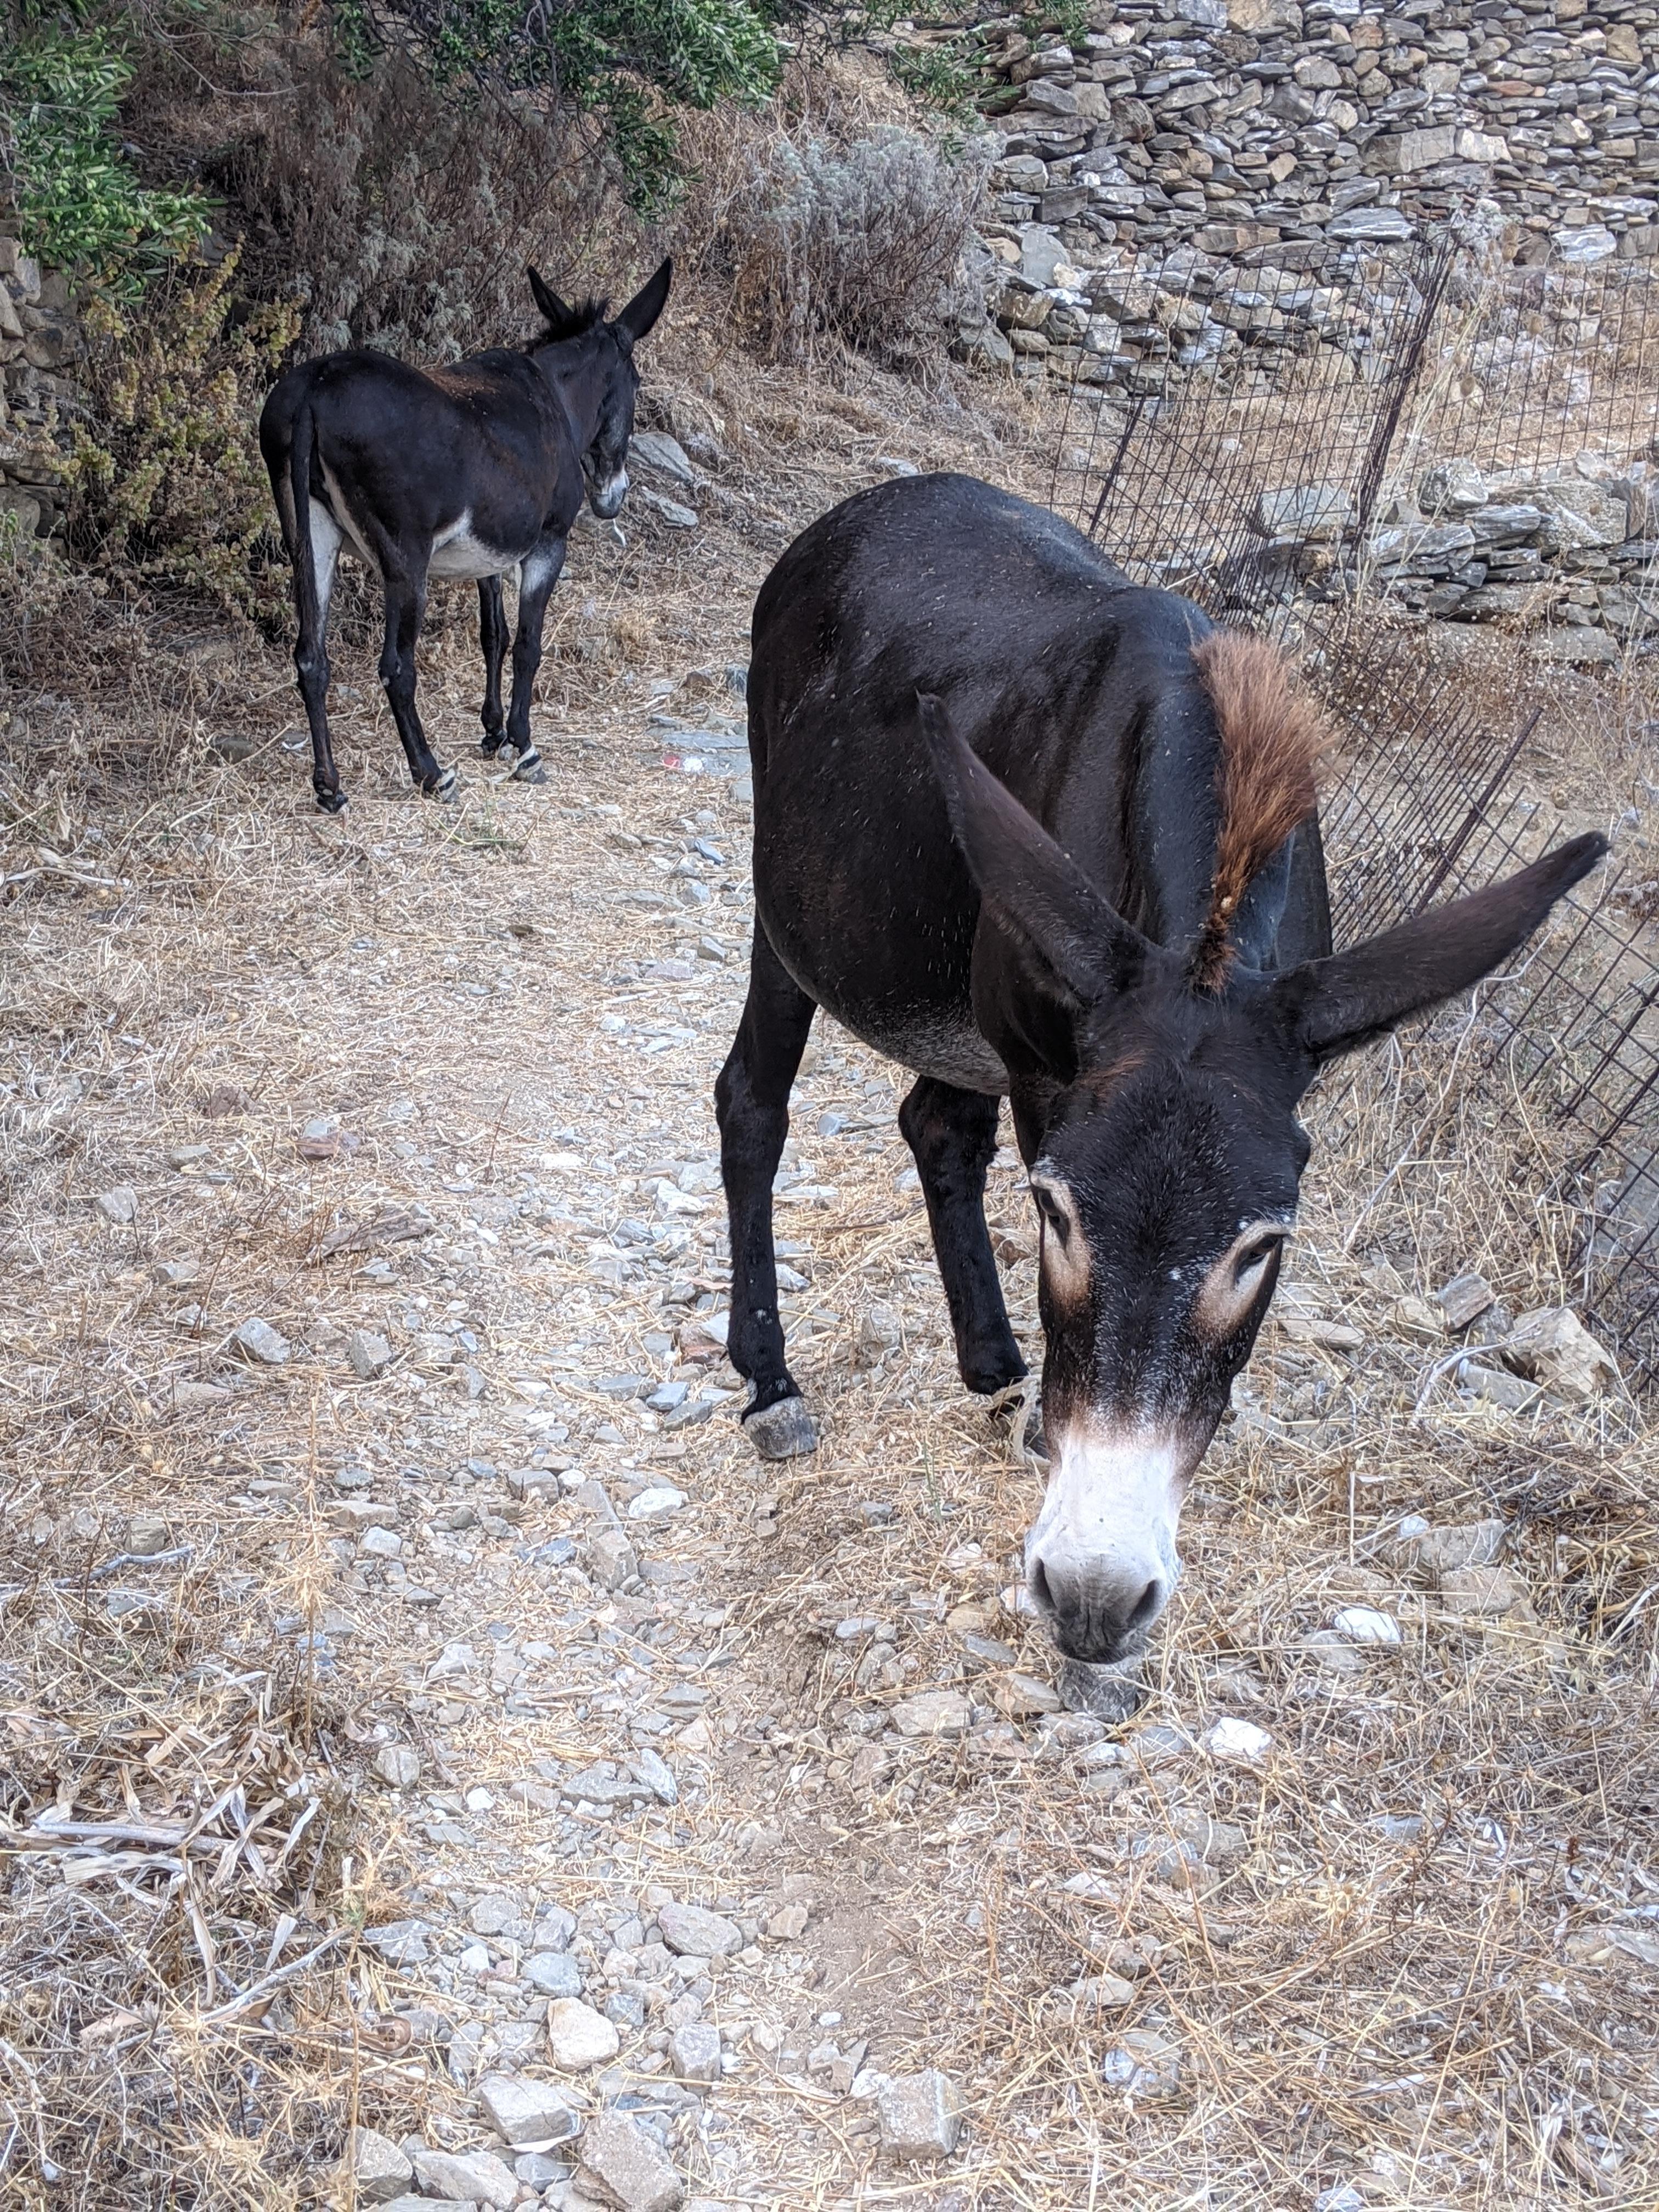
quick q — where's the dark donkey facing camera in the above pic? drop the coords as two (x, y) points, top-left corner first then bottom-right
(718, 471), (1606, 1708)
(259, 259), (672, 812)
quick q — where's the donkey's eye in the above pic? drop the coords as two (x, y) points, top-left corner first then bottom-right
(1032, 1183), (1072, 1249)
(1233, 1234), (1283, 1284)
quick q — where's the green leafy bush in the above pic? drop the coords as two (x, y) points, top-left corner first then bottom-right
(1, 21), (210, 294)
(63, 249), (300, 619)
(346, 0), (782, 212)
(890, 37), (983, 123)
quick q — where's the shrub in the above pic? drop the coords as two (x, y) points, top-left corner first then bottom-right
(719, 126), (990, 370)
(890, 38), (984, 123)
(0, 19), (210, 295)
(342, 0), (782, 213)
(217, 43), (630, 362)
(61, 248), (300, 620)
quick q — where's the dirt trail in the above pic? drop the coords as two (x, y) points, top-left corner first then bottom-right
(3, 477), (1657, 2207)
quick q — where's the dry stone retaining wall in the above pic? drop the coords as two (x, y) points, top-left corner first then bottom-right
(1276, 452), (1659, 659)
(0, 225), (82, 542)
(950, 0), (1659, 379)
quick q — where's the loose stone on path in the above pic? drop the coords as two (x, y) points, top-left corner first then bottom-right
(576, 2111), (685, 2211)
(546, 1997), (622, 2069)
(657, 1901), (743, 1958)
(477, 2072), (580, 2148)
(411, 2146), (518, 2208)
(336, 2126), (413, 2202)
(669, 2021), (723, 2083)
(876, 2069), (964, 2160)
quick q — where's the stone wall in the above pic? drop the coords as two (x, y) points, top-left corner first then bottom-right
(0, 227), (82, 541)
(1268, 453), (1659, 658)
(949, 0), (1659, 379)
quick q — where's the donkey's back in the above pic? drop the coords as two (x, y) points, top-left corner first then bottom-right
(748, 471), (1295, 993)
(260, 347), (574, 575)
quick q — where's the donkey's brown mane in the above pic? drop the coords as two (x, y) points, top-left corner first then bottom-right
(1188, 630), (1324, 993)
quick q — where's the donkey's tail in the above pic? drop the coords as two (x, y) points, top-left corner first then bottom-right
(287, 402), (322, 635)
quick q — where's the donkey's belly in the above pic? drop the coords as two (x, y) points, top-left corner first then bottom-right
(428, 512), (523, 579)
(878, 1015), (1009, 1094)
(762, 909), (1008, 1096)
(819, 986), (1009, 1096)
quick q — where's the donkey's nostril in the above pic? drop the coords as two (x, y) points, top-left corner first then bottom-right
(1127, 1578), (1164, 1632)
(1029, 1559), (1055, 1614)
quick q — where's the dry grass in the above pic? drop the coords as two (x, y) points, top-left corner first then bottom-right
(1, 337), (1656, 2212)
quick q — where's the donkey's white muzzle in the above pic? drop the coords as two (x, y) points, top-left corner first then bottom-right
(589, 468), (629, 519)
(1025, 1429), (1183, 1662)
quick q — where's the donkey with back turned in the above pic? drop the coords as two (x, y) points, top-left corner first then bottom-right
(718, 472), (1606, 1707)
(259, 260), (672, 812)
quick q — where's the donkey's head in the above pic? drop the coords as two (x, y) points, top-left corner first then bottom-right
(527, 259), (673, 518)
(919, 669), (1607, 1671)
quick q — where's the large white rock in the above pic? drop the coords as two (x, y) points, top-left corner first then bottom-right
(545, 1998), (621, 2069)
(1333, 1606), (1402, 1646)
(1202, 1717), (1273, 1763)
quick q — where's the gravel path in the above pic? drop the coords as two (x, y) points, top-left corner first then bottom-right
(4, 625), (1655, 2209)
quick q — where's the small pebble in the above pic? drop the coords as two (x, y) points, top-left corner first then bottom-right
(1333, 1606), (1402, 1645)
(1202, 1717), (1273, 1764)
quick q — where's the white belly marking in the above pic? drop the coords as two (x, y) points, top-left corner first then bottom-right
(429, 510), (522, 580)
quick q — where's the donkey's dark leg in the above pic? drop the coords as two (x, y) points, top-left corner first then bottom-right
(478, 578), (509, 757)
(716, 926), (818, 1459)
(501, 535), (566, 785)
(292, 505), (345, 813)
(379, 573), (454, 799)
(900, 1077), (1026, 1396)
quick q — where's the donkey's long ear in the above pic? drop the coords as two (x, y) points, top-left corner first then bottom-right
(919, 692), (1157, 1005)
(1277, 832), (1608, 1063)
(527, 267), (572, 329)
(615, 257), (673, 350)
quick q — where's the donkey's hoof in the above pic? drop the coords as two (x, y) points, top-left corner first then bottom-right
(432, 765), (459, 801)
(512, 746), (546, 785)
(480, 735), (506, 758)
(314, 787), (349, 816)
(744, 1393), (818, 1461)
(1059, 1656), (1147, 1723)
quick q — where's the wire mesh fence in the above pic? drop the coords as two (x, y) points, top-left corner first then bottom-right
(1312, 694), (1659, 1387)
(1046, 231), (1659, 1385)
(1050, 234), (1659, 642)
